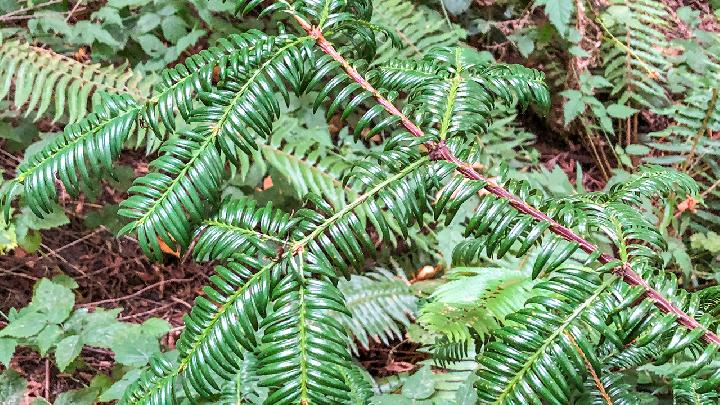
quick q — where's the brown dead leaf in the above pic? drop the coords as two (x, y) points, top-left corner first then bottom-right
(677, 196), (698, 214)
(262, 175), (274, 190)
(385, 361), (415, 373)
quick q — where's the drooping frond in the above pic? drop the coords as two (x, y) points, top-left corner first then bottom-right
(600, 0), (671, 108)
(2, 94), (140, 218)
(369, 47), (549, 142)
(673, 379), (720, 405)
(369, 0), (466, 65)
(260, 116), (359, 210)
(0, 40), (150, 123)
(475, 266), (620, 404)
(578, 371), (643, 405)
(193, 198), (297, 262)
(119, 35), (314, 259)
(338, 268), (417, 351)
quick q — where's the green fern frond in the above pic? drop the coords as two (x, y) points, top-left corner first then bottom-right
(673, 379), (720, 405)
(119, 35), (314, 259)
(601, 0), (671, 108)
(476, 266), (619, 404)
(370, 47), (549, 142)
(418, 267), (534, 342)
(0, 40), (150, 123)
(194, 198), (297, 262)
(578, 371), (643, 405)
(2, 94), (140, 219)
(338, 268), (417, 351)
(369, 0), (466, 65)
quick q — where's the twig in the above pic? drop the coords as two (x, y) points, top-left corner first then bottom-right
(45, 358), (50, 399)
(65, 0), (83, 22)
(0, 0), (63, 21)
(293, 14), (720, 345)
(78, 278), (191, 307)
(566, 332), (613, 404)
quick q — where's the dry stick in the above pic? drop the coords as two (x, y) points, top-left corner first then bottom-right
(293, 15), (720, 345)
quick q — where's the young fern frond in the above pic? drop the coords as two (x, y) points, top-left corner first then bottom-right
(418, 267), (533, 343)
(0, 40), (150, 123)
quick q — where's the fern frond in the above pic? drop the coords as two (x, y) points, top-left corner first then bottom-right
(578, 371), (643, 405)
(369, 0), (465, 65)
(418, 267), (534, 342)
(119, 35), (314, 259)
(476, 266), (618, 404)
(673, 379), (720, 405)
(0, 40), (150, 123)
(2, 94), (140, 218)
(601, 0), (671, 107)
(338, 268), (416, 351)
(369, 47), (549, 142)
(194, 198), (297, 262)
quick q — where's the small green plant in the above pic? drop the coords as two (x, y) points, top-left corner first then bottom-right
(1, 1), (719, 404)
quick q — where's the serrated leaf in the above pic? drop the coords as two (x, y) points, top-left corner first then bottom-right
(537, 0), (574, 36)
(0, 312), (47, 338)
(55, 335), (83, 371)
(0, 338), (17, 367)
(53, 387), (98, 405)
(561, 90), (585, 125)
(110, 327), (161, 367)
(401, 366), (435, 400)
(30, 279), (75, 324)
(36, 325), (63, 356)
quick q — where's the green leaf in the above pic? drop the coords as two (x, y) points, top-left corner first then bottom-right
(607, 103), (639, 119)
(31, 279), (75, 324)
(401, 366), (435, 400)
(98, 368), (143, 402)
(135, 13), (161, 33)
(537, 0), (574, 36)
(55, 335), (83, 372)
(0, 370), (26, 405)
(625, 144), (650, 156)
(36, 325), (63, 356)
(560, 90), (585, 125)
(140, 318), (171, 338)
(53, 387), (99, 405)
(110, 327), (161, 367)
(0, 312), (47, 338)
(161, 15), (188, 43)
(0, 338), (17, 367)
(136, 34), (165, 58)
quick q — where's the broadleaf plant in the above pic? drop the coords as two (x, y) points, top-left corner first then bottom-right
(2, 1), (719, 404)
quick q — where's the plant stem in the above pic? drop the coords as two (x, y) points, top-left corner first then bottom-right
(294, 15), (720, 345)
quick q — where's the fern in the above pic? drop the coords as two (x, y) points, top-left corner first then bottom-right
(0, 40), (150, 123)
(338, 268), (417, 351)
(600, 0), (671, 108)
(370, 0), (466, 65)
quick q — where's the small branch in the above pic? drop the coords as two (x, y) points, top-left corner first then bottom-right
(294, 14), (720, 345)
(565, 332), (614, 404)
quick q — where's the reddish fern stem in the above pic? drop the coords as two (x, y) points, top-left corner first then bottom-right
(295, 16), (720, 345)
